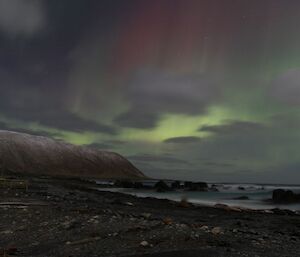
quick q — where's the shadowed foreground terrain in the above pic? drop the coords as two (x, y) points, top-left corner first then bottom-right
(0, 177), (300, 257)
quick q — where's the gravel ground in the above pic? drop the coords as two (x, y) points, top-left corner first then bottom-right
(0, 177), (300, 257)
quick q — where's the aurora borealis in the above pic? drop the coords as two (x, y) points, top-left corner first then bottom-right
(0, 0), (300, 183)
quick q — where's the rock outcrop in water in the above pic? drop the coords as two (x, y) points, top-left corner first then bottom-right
(272, 189), (300, 203)
(154, 180), (171, 192)
(184, 181), (208, 191)
(0, 130), (145, 179)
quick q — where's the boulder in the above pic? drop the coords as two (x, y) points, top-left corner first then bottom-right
(210, 184), (219, 192)
(171, 180), (181, 189)
(154, 180), (170, 192)
(271, 208), (297, 215)
(185, 181), (208, 191)
(114, 180), (134, 188)
(272, 189), (300, 203)
(133, 182), (144, 189)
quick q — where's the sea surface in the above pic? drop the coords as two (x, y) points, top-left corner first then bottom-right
(95, 182), (300, 211)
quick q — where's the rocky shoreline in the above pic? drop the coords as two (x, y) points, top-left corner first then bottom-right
(0, 176), (300, 257)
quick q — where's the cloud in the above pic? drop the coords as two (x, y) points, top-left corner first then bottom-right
(0, 76), (116, 134)
(85, 142), (114, 150)
(6, 109), (116, 134)
(127, 153), (189, 164)
(270, 113), (300, 129)
(176, 118), (299, 171)
(86, 139), (126, 150)
(163, 136), (201, 144)
(0, 0), (45, 36)
(199, 120), (265, 134)
(114, 109), (159, 129)
(244, 162), (300, 184)
(269, 69), (300, 105)
(0, 121), (60, 138)
(0, 91), (116, 134)
(114, 70), (219, 128)
(202, 161), (235, 168)
(195, 122), (270, 160)
(37, 111), (116, 134)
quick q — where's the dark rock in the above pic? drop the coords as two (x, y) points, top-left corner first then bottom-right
(184, 181), (208, 191)
(114, 180), (134, 188)
(154, 180), (170, 192)
(210, 184), (219, 192)
(238, 186), (245, 191)
(236, 221), (242, 227)
(272, 189), (300, 203)
(184, 181), (193, 188)
(171, 181), (181, 189)
(133, 182), (143, 189)
(271, 208), (297, 215)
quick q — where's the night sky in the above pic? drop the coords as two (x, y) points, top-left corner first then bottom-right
(0, 0), (300, 183)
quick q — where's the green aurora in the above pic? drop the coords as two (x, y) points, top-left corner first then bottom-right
(0, 0), (299, 183)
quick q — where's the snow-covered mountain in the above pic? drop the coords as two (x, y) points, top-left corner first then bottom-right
(0, 130), (145, 179)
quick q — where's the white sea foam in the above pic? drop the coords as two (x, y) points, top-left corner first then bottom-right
(97, 183), (300, 211)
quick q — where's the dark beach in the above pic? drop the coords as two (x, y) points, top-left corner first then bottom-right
(1, 176), (300, 257)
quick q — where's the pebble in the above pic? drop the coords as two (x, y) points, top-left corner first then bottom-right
(191, 232), (200, 239)
(16, 225), (26, 231)
(162, 217), (173, 225)
(1, 230), (13, 234)
(124, 202), (134, 206)
(262, 210), (274, 214)
(257, 238), (265, 243)
(176, 223), (188, 229)
(141, 213), (152, 219)
(249, 229), (259, 235)
(211, 227), (223, 235)
(140, 240), (149, 247)
(200, 225), (209, 231)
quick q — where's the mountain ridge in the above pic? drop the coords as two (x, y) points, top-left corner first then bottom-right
(0, 130), (145, 179)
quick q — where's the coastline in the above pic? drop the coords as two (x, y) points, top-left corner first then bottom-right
(94, 181), (300, 212)
(94, 187), (287, 211)
(0, 176), (299, 257)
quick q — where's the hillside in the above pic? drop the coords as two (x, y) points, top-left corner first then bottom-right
(0, 130), (145, 179)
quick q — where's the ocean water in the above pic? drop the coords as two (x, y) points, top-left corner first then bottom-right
(96, 182), (300, 211)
